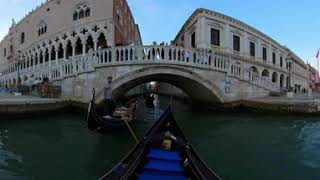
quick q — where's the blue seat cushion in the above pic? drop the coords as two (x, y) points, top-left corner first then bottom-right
(144, 159), (183, 173)
(138, 171), (187, 180)
(147, 149), (182, 161)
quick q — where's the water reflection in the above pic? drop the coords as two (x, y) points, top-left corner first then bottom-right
(299, 122), (320, 169)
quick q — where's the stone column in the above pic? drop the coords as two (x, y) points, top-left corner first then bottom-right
(82, 40), (86, 56)
(256, 39), (261, 62)
(243, 32), (249, 57)
(197, 15), (207, 49)
(223, 24), (231, 53)
(63, 46), (67, 60)
(94, 39), (98, 51)
(48, 49), (52, 66)
(55, 48), (59, 61)
(37, 51), (40, 68)
(72, 43), (76, 57)
(268, 44), (272, 65)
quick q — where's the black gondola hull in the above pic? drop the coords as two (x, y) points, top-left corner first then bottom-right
(86, 91), (136, 132)
(99, 105), (222, 180)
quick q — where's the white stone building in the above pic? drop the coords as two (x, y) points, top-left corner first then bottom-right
(173, 8), (309, 93)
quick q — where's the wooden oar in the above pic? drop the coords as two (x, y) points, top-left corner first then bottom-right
(113, 95), (138, 144)
(121, 114), (139, 143)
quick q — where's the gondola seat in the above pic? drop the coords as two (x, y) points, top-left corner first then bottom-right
(144, 159), (183, 173)
(147, 149), (182, 161)
(138, 148), (187, 180)
(138, 171), (187, 180)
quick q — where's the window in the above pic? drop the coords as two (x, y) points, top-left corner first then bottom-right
(21, 32), (25, 44)
(262, 47), (267, 61)
(73, 4), (91, 21)
(38, 22), (47, 36)
(250, 42), (255, 57)
(233, 35), (240, 52)
(79, 10), (84, 19)
(210, 28), (220, 46)
(73, 12), (78, 21)
(272, 52), (276, 65)
(85, 8), (90, 17)
(4, 48), (6, 57)
(191, 32), (196, 48)
(9, 45), (13, 54)
(280, 56), (283, 67)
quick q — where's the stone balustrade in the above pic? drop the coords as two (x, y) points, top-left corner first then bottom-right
(0, 45), (280, 92)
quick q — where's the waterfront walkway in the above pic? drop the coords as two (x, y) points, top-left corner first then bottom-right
(0, 95), (63, 105)
(1, 93), (320, 115)
(243, 96), (320, 114)
(0, 94), (66, 115)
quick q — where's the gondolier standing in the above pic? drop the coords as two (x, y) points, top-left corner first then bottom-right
(104, 76), (115, 116)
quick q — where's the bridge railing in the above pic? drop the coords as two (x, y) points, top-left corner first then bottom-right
(0, 45), (280, 92)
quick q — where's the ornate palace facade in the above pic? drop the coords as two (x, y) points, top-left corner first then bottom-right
(0, 0), (141, 86)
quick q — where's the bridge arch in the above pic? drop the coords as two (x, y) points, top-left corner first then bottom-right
(112, 65), (226, 104)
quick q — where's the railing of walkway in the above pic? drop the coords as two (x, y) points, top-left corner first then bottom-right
(0, 45), (279, 91)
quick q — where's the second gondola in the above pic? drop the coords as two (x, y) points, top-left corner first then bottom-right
(87, 90), (137, 132)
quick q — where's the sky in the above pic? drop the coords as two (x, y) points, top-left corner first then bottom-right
(0, 0), (319, 68)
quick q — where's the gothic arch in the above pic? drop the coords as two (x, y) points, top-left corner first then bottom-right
(75, 37), (83, 55)
(97, 33), (108, 49)
(86, 35), (94, 53)
(66, 40), (73, 59)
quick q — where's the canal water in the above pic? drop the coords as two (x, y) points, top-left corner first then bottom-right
(0, 96), (320, 180)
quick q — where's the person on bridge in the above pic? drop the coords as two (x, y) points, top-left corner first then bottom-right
(104, 76), (115, 116)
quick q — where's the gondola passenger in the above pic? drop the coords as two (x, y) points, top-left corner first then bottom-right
(104, 76), (115, 116)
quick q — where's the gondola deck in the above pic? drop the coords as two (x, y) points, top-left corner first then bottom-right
(98, 105), (221, 180)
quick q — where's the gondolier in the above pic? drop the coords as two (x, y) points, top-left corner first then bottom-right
(104, 76), (115, 116)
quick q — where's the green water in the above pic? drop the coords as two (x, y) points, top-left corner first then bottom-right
(0, 97), (320, 180)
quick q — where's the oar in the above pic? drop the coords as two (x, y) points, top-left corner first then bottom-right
(122, 114), (139, 144)
(112, 95), (139, 144)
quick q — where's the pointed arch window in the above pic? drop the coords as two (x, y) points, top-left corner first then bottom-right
(38, 21), (47, 36)
(73, 4), (91, 21)
(85, 8), (90, 17)
(73, 12), (78, 21)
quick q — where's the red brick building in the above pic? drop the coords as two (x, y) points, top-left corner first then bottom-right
(113, 0), (142, 46)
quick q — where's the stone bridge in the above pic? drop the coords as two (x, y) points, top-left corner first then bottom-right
(0, 45), (285, 105)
